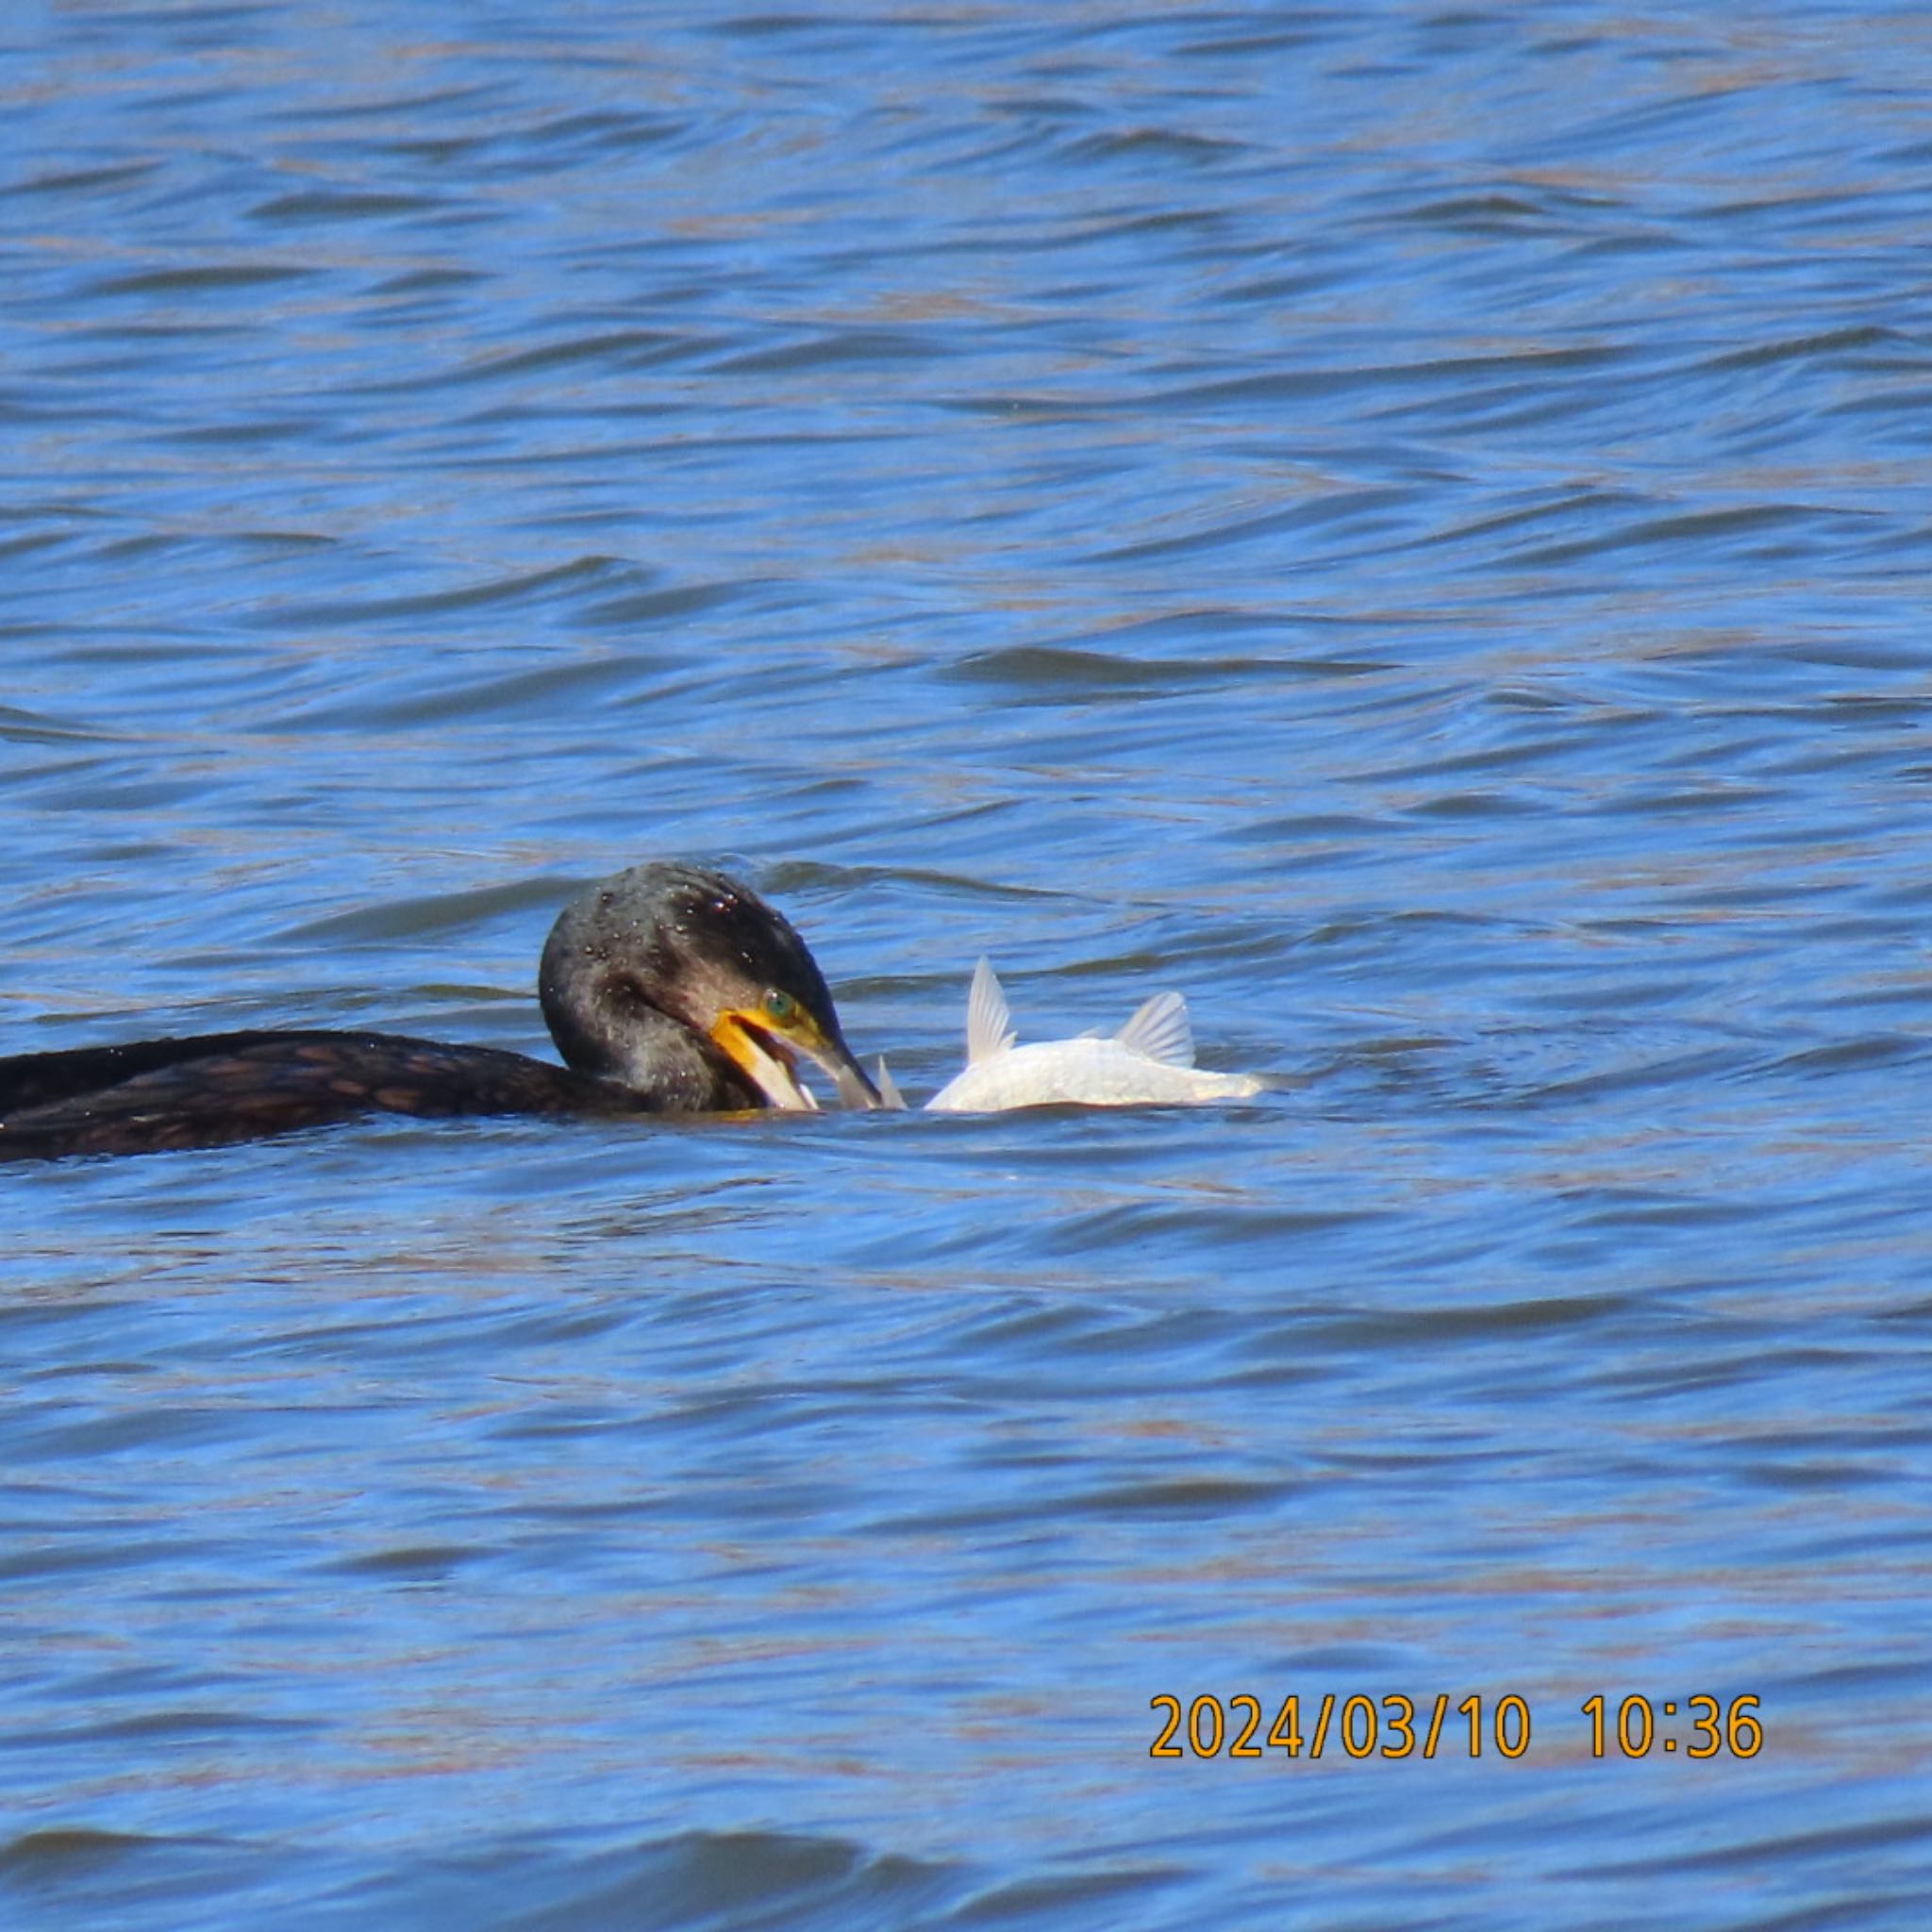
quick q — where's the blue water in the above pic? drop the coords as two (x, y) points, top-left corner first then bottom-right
(4, 4), (1931, 1927)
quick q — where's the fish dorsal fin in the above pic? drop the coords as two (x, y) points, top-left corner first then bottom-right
(1116, 991), (1194, 1066)
(966, 958), (1017, 1063)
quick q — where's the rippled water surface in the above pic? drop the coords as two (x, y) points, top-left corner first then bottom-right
(5, 5), (1931, 1927)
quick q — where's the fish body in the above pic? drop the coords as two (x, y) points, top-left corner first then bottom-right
(922, 958), (1268, 1112)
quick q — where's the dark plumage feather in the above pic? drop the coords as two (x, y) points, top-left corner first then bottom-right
(1, 862), (869, 1160)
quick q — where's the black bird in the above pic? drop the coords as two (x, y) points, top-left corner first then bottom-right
(0, 861), (881, 1160)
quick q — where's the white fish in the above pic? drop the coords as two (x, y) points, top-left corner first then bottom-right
(917, 958), (1270, 1112)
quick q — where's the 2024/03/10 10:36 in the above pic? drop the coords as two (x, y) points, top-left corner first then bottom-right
(1149, 1692), (1764, 1761)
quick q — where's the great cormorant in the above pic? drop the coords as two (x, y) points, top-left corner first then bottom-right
(0, 861), (880, 1159)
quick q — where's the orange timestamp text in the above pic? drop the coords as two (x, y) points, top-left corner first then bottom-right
(1149, 1692), (1763, 1761)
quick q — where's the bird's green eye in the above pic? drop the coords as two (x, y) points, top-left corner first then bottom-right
(761, 989), (797, 1024)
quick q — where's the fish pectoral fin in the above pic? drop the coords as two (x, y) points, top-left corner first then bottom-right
(965, 957), (1017, 1063)
(1116, 991), (1194, 1067)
